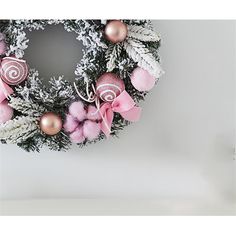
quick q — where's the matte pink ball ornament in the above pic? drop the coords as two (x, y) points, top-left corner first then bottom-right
(96, 73), (125, 102)
(130, 67), (156, 92)
(0, 100), (14, 124)
(0, 57), (29, 85)
(105, 20), (128, 43)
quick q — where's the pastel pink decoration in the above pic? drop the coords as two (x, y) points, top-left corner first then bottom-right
(0, 80), (14, 103)
(0, 40), (7, 55)
(69, 101), (87, 121)
(83, 120), (101, 141)
(63, 114), (78, 133)
(0, 57), (29, 85)
(87, 105), (101, 121)
(96, 72), (125, 102)
(0, 100), (13, 124)
(99, 90), (141, 137)
(130, 67), (156, 92)
(70, 126), (85, 144)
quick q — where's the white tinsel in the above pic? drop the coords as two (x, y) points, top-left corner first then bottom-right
(123, 39), (163, 78)
(0, 116), (38, 144)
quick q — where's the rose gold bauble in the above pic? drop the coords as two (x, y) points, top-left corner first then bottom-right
(105, 20), (128, 43)
(39, 112), (62, 136)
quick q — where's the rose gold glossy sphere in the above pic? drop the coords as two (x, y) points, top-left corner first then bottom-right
(39, 112), (62, 136)
(105, 20), (128, 43)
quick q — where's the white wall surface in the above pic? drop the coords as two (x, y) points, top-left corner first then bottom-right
(0, 20), (235, 215)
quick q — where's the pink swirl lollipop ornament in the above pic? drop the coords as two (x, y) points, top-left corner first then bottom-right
(0, 57), (29, 85)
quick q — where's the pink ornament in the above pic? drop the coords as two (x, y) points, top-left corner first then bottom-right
(96, 73), (125, 102)
(0, 57), (29, 85)
(69, 101), (87, 121)
(130, 67), (156, 92)
(70, 126), (85, 144)
(0, 100), (13, 124)
(0, 41), (7, 55)
(0, 81), (14, 103)
(87, 105), (101, 121)
(63, 114), (78, 133)
(83, 120), (101, 141)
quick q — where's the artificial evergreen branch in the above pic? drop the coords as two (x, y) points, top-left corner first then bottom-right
(127, 25), (160, 42)
(123, 39), (163, 78)
(106, 43), (122, 72)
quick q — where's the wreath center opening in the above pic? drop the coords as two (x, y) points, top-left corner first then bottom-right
(24, 24), (84, 82)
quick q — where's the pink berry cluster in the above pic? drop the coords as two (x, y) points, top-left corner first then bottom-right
(63, 101), (102, 143)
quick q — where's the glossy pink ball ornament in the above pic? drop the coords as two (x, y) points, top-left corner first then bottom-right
(96, 73), (125, 102)
(0, 57), (29, 85)
(105, 20), (128, 43)
(130, 67), (156, 92)
(0, 100), (14, 124)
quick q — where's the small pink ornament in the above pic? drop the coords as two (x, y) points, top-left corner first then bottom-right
(96, 73), (125, 102)
(0, 100), (13, 124)
(105, 20), (128, 43)
(130, 67), (156, 92)
(83, 120), (101, 141)
(0, 41), (7, 55)
(0, 57), (29, 85)
(87, 105), (101, 121)
(69, 101), (87, 121)
(70, 126), (85, 144)
(63, 114), (78, 133)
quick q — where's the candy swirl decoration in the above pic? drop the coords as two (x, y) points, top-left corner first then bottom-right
(96, 73), (125, 102)
(0, 57), (29, 85)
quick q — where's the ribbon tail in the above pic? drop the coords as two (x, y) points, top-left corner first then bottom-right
(100, 107), (114, 138)
(120, 106), (142, 122)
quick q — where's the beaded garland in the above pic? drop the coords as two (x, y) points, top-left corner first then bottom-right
(0, 20), (163, 152)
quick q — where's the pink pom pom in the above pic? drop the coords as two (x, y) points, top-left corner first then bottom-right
(87, 105), (101, 121)
(131, 67), (156, 92)
(0, 100), (13, 124)
(83, 120), (101, 141)
(63, 114), (78, 133)
(69, 101), (86, 121)
(0, 40), (6, 55)
(70, 126), (85, 144)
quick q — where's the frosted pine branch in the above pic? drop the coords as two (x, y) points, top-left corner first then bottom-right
(9, 97), (46, 117)
(106, 44), (122, 72)
(0, 116), (38, 143)
(127, 25), (160, 42)
(124, 39), (163, 78)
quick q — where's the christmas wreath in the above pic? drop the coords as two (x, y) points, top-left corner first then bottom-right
(0, 20), (163, 152)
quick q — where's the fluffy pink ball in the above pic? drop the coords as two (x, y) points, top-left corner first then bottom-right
(69, 101), (86, 121)
(83, 120), (101, 141)
(70, 126), (85, 144)
(0, 100), (14, 124)
(87, 105), (101, 121)
(63, 114), (78, 133)
(130, 67), (156, 92)
(0, 40), (6, 55)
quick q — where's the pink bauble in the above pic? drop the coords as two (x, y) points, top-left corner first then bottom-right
(0, 100), (14, 124)
(130, 67), (156, 92)
(87, 105), (101, 121)
(63, 114), (78, 133)
(70, 126), (85, 144)
(96, 73), (125, 102)
(0, 40), (7, 55)
(83, 120), (101, 141)
(0, 57), (29, 85)
(105, 20), (128, 43)
(69, 101), (87, 121)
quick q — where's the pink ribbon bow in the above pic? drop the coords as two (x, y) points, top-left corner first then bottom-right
(99, 90), (142, 137)
(0, 60), (13, 103)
